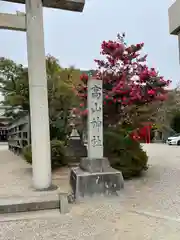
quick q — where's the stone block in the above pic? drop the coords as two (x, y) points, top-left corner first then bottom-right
(0, 195), (59, 214)
(80, 157), (110, 173)
(59, 193), (70, 214)
(0, 193), (70, 214)
(70, 167), (124, 200)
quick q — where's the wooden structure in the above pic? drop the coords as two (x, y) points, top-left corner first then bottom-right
(0, 106), (12, 141)
(153, 127), (176, 143)
(8, 114), (30, 153)
(0, 123), (8, 141)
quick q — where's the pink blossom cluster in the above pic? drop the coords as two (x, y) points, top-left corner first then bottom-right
(74, 34), (170, 119)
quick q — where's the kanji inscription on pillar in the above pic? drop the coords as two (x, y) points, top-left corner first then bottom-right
(87, 78), (103, 159)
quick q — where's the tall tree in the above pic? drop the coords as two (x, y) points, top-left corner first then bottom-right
(74, 34), (170, 133)
(0, 57), (29, 117)
(153, 85), (180, 133)
(0, 56), (80, 141)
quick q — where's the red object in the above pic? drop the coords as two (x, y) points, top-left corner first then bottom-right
(80, 74), (88, 81)
(138, 124), (152, 143)
(130, 123), (152, 143)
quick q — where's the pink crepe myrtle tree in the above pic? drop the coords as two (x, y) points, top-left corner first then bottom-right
(73, 33), (171, 129)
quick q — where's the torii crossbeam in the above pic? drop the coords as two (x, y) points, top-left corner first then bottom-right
(2, 0), (84, 11)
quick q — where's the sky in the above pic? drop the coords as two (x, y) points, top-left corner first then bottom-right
(0, 0), (179, 91)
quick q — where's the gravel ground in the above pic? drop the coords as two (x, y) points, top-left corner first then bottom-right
(0, 146), (70, 197)
(1, 143), (180, 239)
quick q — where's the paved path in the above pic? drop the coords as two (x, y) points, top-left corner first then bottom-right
(1, 143), (180, 239)
(0, 145), (70, 197)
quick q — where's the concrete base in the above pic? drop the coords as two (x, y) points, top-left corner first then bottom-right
(33, 184), (58, 192)
(80, 157), (110, 173)
(70, 166), (124, 200)
(0, 193), (69, 214)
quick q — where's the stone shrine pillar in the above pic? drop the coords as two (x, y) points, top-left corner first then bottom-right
(70, 78), (124, 200)
(87, 78), (103, 159)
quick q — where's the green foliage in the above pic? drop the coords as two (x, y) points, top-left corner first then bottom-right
(51, 140), (66, 168)
(154, 88), (180, 133)
(104, 128), (148, 179)
(47, 57), (80, 141)
(0, 56), (81, 141)
(0, 58), (29, 117)
(22, 145), (32, 164)
(22, 140), (66, 168)
(171, 111), (180, 133)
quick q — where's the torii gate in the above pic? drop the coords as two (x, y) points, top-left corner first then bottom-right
(169, 0), (180, 62)
(0, 0), (85, 190)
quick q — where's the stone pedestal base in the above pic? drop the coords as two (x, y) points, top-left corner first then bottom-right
(70, 158), (124, 200)
(80, 157), (110, 173)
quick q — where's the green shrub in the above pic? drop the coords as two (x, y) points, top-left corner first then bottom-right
(51, 140), (66, 168)
(22, 145), (32, 164)
(22, 140), (66, 168)
(104, 129), (148, 179)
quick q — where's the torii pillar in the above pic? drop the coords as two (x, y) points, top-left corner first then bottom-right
(168, 0), (180, 63)
(0, 0), (85, 190)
